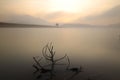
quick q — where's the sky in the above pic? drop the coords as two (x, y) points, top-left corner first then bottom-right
(0, 0), (120, 25)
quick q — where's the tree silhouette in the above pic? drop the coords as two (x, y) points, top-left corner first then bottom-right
(56, 23), (59, 27)
(33, 43), (100, 80)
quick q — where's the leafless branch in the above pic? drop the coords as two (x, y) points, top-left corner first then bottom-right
(55, 54), (67, 63)
(66, 55), (70, 70)
(33, 43), (85, 80)
(33, 57), (44, 69)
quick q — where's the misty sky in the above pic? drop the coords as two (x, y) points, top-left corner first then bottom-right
(0, 0), (120, 25)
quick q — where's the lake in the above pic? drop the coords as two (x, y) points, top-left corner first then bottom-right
(0, 27), (120, 80)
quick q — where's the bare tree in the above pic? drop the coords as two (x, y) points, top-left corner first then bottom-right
(33, 43), (69, 80)
(56, 23), (59, 27)
(32, 43), (102, 80)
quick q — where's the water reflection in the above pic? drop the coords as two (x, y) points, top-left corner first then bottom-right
(0, 27), (120, 80)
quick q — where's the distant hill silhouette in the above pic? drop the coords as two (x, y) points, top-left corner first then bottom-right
(61, 23), (95, 27)
(61, 23), (120, 28)
(107, 23), (120, 27)
(0, 22), (55, 28)
(0, 22), (119, 28)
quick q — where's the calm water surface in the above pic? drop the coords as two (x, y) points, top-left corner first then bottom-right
(0, 27), (120, 80)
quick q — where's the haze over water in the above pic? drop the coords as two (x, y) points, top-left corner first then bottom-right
(0, 27), (120, 80)
(0, 0), (120, 80)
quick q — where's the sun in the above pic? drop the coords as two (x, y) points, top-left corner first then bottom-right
(50, 0), (79, 12)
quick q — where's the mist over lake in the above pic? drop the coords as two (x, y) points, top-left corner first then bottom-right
(0, 27), (120, 80)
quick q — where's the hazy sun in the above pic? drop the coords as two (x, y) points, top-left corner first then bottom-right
(50, 0), (80, 12)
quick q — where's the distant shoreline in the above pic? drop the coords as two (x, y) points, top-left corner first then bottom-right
(0, 22), (119, 28)
(0, 22), (57, 28)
